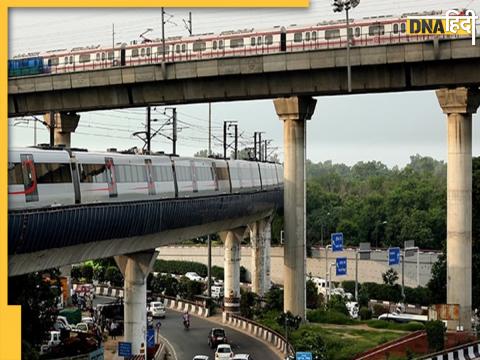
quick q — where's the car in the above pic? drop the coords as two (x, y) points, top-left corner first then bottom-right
(215, 344), (234, 360)
(185, 272), (204, 282)
(81, 316), (95, 324)
(208, 328), (228, 348)
(210, 286), (224, 300)
(193, 356), (210, 360)
(233, 355), (253, 360)
(73, 322), (89, 332)
(148, 301), (166, 318)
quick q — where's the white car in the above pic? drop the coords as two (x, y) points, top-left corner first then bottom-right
(215, 344), (234, 359)
(185, 272), (204, 282)
(149, 301), (166, 318)
(233, 355), (253, 360)
(193, 356), (210, 360)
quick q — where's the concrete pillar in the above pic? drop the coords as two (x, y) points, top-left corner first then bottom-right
(274, 96), (316, 319)
(264, 218), (272, 293)
(251, 220), (266, 296)
(115, 251), (158, 355)
(44, 111), (80, 147)
(436, 87), (480, 331)
(220, 228), (245, 315)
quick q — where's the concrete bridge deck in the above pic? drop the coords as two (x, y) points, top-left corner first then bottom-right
(8, 38), (480, 117)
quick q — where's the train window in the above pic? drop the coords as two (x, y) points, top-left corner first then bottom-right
(157, 45), (169, 55)
(146, 47), (151, 56)
(325, 29), (340, 40)
(355, 27), (361, 37)
(265, 35), (273, 45)
(230, 38), (244, 48)
(35, 163), (72, 184)
(368, 24), (385, 36)
(293, 32), (303, 42)
(96, 53), (100, 61)
(175, 45), (180, 53)
(348, 28), (353, 38)
(80, 164), (106, 183)
(215, 166), (229, 181)
(219, 40), (224, 49)
(70, 56), (74, 64)
(141, 48), (145, 57)
(79, 54), (91, 63)
(101, 52), (106, 61)
(312, 31), (317, 40)
(251, 37), (256, 46)
(154, 166), (173, 182)
(131, 49), (139, 57)
(401, 23), (406, 33)
(50, 57), (59, 66)
(213, 41), (217, 50)
(393, 24), (399, 34)
(305, 32), (310, 41)
(257, 36), (263, 45)
(8, 163), (23, 185)
(64, 57), (68, 64)
(138, 165), (147, 182)
(107, 52), (114, 60)
(193, 41), (207, 52)
(181, 44), (186, 52)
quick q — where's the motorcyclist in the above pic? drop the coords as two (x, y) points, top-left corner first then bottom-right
(182, 311), (190, 328)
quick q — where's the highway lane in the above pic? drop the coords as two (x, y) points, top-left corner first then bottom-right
(93, 296), (280, 360)
(156, 309), (280, 360)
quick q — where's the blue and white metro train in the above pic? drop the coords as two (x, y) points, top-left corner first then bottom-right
(8, 147), (283, 211)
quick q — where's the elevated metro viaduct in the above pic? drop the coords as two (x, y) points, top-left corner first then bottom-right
(9, 189), (281, 354)
(8, 37), (480, 334)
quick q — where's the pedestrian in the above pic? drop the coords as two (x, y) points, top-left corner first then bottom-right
(110, 321), (116, 340)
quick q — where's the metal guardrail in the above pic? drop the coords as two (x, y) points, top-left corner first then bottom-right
(416, 340), (480, 360)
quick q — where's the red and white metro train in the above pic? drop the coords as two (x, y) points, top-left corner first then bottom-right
(8, 147), (283, 211)
(11, 10), (472, 75)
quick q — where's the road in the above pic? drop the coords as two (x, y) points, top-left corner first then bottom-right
(94, 296), (280, 360)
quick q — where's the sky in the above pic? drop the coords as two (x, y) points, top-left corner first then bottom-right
(8, 0), (480, 167)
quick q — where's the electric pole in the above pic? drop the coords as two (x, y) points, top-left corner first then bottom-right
(146, 106), (151, 153)
(258, 132), (262, 161)
(112, 24), (115, 65)
(183, 12), (193, 36)
(223, 121), (227, 159)
(233, 124), (238, 160)
(172, 108), (177, 155)
(208, 103), (212, 156)
(49, 111), (55, 146)
(253, 132), (258, 160)
(161, 7), (166, 75)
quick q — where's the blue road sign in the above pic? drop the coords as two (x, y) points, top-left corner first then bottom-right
(147, 328), (155, 348)
(331, 232), (344, 252)
(336, 257), (347, 276)
(118, 342), (132, 358)
(296, 352), (313, 360)
(388, 247), (401, 266)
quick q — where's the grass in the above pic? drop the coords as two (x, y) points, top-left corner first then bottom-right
(365, 320), (425, 331)
(290, 324), (404, 360)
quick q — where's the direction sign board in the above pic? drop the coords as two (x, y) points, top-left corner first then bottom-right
(336, 257), (347, 276)
(296, 352), (313, 360)
(359, 242), (371, 260)
(331, 232), (344, 252)
(118, 342), (132, 358)
(147, 328), (155, 348)
(388, 247), (401, 266)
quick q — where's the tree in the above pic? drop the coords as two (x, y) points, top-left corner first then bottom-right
(240, 290), (259, 319)
(81, 264), (94, 283)
(264, 286), (283, 311)
(105, 266), (123, 287)
(425, 320), (445, 352)
(8, 269), (62, 357)
(382, 268), (399, 286)
(306, 280), (321, 309)
(295, 329), (327, 359)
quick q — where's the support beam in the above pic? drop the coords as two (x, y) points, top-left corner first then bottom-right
(219, 228), (245, 316)
(436, 87), (480, 331)
(115, 251), (158, 355)
(250, 220), (266, 296)
(44, 112), (80, 147)
(264, 218), (272, 294)
(274, 96), (316, 319)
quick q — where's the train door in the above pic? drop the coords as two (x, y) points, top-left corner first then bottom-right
(20, 154), (38, 203)
(191, 160), (198, 193)
(70, 156), (81, 204)
(280, 27), (287, 52)
(211, 162), (219, 191)
(105, 157), (118, 198)
(120, 46), (126, 66)
(145, 159), (156, 195)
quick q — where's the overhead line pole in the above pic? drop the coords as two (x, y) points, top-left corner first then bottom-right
(172, 108), (177, 155)
(49, 111), (55, 146)
(161, 7), (166, 75)
(208, 103), (212, 156)
(223, 121), (227, 159)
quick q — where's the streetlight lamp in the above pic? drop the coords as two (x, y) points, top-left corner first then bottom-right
(332, 0), (360, 93)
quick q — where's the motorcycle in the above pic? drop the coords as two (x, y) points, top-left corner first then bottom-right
(183, 319), (190, 330)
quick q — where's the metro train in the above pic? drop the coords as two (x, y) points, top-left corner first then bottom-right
(8, 147), (283, 211)
(9, 10), (474, 77)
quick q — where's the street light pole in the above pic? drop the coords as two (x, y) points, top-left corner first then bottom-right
(345, 6), (351, 93)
